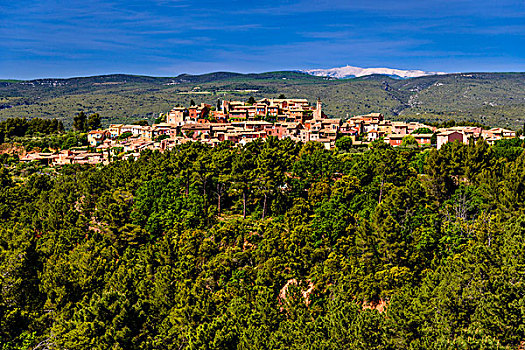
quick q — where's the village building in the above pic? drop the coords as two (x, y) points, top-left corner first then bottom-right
(109, 124), (123, 138)
(87, 130), (108, 147)
(167, 107), (186, 124)
(437, 130), (465, 149)
(384, 134), (405, 147)
(412, 133), (433, 146)
(19, 97), (522, 167)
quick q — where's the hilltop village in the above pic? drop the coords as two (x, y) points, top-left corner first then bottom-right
(21, 97), (518, 165)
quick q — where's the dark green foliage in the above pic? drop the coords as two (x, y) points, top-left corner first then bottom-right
(118, 131), (133, 140)
(73, 111), (87, 131)
(73, 111), (102, 132)
(492, 137), (525, 161)
(60, 132), (88, 149)
(86, 113), (102, 130)
(155, 134), (169, 142)
(0, 117), (64, 137)
(335, 135), (353, 151)
(412, 127), (432, 134)
(1, 138), (525, 349)
(154, 113), (166, 124)
(401, 135), (419, 147)
(132, 119), (149, 126)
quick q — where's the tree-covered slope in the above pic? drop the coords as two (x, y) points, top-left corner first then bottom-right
(390, 73), (525, 125)
(0, 72), (524, 129)
(2, 138), (525, 348)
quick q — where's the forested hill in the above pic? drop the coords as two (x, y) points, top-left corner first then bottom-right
(2, 138), (525, 348)
(1, 71), (524, 129)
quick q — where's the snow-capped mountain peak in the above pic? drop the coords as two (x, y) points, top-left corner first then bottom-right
(300, 65), (446, 79)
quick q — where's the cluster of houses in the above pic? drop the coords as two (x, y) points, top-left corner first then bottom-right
(19, 97), (520, 166)
(382, 123), (517, 148)
(19, 149), (108, 166)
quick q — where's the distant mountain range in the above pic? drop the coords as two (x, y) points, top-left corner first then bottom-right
(1, 71), (524, 130)
(300, 65), (446, 79)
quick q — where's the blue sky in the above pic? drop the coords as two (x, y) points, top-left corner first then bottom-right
(1, 0), (524, 79)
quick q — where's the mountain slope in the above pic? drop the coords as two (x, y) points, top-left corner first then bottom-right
(0, 71), (523, 129)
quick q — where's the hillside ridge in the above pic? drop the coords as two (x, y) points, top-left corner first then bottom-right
(1, 71), (524, 129)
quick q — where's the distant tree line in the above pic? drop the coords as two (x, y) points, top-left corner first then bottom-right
(0, 112), (103, 142)
(0, 117), (64, 137)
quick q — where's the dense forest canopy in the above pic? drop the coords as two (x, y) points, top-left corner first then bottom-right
(2, 137), (525, 349)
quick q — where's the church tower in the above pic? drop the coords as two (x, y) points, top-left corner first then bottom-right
(314, 98), (322, 119)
